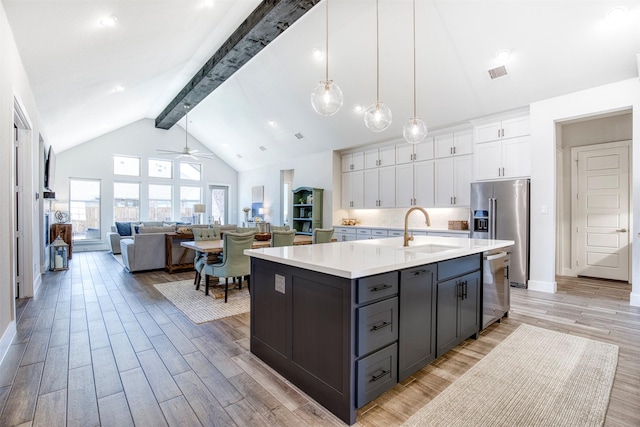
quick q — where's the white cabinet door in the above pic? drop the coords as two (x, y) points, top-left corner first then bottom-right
(453, 129), (474, 155)
(475, 121), (502, 143)
(396, 143), (415, 165)
(502, 136), (531, 178)
(341, 171), (364, 209)
(396, 163), (414, 208)
(474, 141), (502, 180)
(364, 148), (379, 169)
(414, 160), (434, 207)
(434, 134), (454, 158)
(413, 137), (434, 161)
(364, 169), (379, 208)
(502, 116), (529, 139)
(341, 154), (352, 173)
(341, 152), (364, 172)
(379, 146), (396, 167)
(378, 166), (396, 208)
(454, 155), (473, 206)
(435, 157), (454, 207)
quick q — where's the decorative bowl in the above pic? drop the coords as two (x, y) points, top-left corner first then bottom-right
(255, 232), (271, 241)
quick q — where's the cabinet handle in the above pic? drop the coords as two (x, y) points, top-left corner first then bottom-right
(450, 196), (453, 205)
(463, 280), (468, 299)
(370, 369), (390, 383)
(453, 196), (456, 205)
(498, 167), (501, 177)
(501, 167), (505, 176)
(412, 269), (430, 276)
(370, 284), (392, 292)
(371, 321), (392, 332)
(453, 146), (456, 155)
(497, 129), (500, 138)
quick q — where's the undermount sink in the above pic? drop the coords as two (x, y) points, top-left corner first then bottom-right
(401, 243), (461, 254)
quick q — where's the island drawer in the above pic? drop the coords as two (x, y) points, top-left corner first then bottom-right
(356, 343), (398, 407)
(357, 271), (398, 304)
(438, 254), (481, 281)
(357, 297), (398, 357)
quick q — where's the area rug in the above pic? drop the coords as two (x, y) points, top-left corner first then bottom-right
(153, 280), (250, 324)
(403, 324), (618, 427)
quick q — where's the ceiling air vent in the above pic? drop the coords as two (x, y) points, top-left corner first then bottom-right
(294, 132), (304, 140)
(488, 65), (508, 79)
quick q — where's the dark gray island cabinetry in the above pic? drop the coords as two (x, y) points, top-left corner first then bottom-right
(246, 235), (512, 425)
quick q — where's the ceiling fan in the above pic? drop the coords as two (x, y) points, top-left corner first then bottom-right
(156, 104), (215, 160)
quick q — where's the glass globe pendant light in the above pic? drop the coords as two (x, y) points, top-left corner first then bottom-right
(403, 0), (427, 143)
(311, 0), (343, 116)
(364, 0), (392, 132)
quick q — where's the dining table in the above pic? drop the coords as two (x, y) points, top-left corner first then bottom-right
(180, 234), (314, 254)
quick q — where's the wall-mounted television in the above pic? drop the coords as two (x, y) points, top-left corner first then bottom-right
(44, 145), (56, 191)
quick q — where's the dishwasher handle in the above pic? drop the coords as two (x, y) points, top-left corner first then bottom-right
(484, 251), (507, 261)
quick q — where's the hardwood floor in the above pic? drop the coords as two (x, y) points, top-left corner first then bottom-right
(0, 251), (638, 426)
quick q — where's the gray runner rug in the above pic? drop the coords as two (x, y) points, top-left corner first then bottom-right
(403, 324), (618, 427)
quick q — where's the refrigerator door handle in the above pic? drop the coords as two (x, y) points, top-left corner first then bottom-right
(489, 198), (497, 239)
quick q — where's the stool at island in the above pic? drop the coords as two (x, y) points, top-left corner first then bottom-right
(50, 235), (69, 271)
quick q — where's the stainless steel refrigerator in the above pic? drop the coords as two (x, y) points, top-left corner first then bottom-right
(470, 179), (530, 288)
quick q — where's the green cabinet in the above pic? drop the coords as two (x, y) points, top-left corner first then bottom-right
(292, 187), (323, 235)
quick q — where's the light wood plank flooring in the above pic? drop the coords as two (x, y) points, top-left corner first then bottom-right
(0, 251), (638, 426)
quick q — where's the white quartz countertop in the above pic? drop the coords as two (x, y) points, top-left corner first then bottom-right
(245, 236), (513, 279)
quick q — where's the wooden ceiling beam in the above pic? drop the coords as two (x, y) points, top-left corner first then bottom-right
(155, 0), (320, 130)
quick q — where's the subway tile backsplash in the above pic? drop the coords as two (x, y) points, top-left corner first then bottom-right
(339, 207), (470, 230)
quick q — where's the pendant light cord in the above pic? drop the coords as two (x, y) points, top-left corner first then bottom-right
(325, 0), (329, 82)
(412, 0), (417, 119)
(376, 0), (380, 102)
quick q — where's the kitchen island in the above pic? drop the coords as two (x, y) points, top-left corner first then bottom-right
(245, 236), (513, 425)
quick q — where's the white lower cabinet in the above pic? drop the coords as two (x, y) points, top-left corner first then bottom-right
(334, 227), (357, 242)
(364, 167), (395, 208)
(435, 155), (473, 207)
(395, 161), (434, 208)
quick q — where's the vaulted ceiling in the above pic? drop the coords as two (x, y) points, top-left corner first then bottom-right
(4, 0), (639, 171)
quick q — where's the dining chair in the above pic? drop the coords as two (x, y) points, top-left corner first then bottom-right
(236, 226), (258, 233)
(271, 225), (290, 231)
(202, 231), (255, 301)
(270, 229), (297, 247)
(312, 228), (335, 244)
(193, 227), (220, 289)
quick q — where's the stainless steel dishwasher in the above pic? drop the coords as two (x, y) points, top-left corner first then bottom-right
(482, 249), (510, 329)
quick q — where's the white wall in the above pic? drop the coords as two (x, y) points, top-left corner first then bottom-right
(55, 118), (238, 249)
(0, 2), (49, 362)
(529, 78), (640, 306)
(238, 150), (335, 227)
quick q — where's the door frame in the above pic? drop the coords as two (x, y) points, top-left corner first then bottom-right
(570, 140), (631, 281)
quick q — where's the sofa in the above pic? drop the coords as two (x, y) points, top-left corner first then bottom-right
(107, 221), (165, 254)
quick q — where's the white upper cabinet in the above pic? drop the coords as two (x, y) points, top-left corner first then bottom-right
(434, 129), (473, 159)
(396, 137), (434, 164)
(395, 160), (434, 208)
(341, 151), (365, 172)
(435, 155), (473, 207)
(475, 115), (530, 143)
(341, 170), (364, 209)
(364, 146), (396, 169)
(364, 166), (396, 208)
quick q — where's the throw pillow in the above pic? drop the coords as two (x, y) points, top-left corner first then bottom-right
(131, 223), (144, 235)
(115, 222), (131, 237)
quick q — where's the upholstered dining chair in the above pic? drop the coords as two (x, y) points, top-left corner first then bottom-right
(312, 228), (335, 244)
(236, 226), (257, 233)
(271, 225), (290, 231)
(270, 229), (297, 247)
(192, 227), (220, 289)
(202, 231), (255, 302)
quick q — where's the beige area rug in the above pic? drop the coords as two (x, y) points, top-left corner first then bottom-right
(403, 324), (618, 427)
(153, 280), (250, 324)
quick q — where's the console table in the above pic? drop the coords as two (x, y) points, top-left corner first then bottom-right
(165, 233), (195, 273)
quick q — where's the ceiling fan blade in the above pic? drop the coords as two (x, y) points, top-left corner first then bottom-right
(156, 149), (180, 154)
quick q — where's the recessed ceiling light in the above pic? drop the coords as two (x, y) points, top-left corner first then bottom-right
(312, 48), (323, 59)
(221, 143), (229, 148)
(495, 49), (511, 63)
(268, 120), (276, 126)
(202, 0), (215, 8)
(605, 5), (627, 23)
(112, 85), (124, 93)
(354, 104), (364, 113)
(100, 15), (118, 27)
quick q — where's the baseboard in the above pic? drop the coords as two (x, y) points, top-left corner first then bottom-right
(0, 321), (17, 366)
(527, 280), (557, 293)
(630, 291), (640, 307)
(33, 273), (42, 297)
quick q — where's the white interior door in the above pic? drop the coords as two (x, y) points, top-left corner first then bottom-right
(574, 142), (630, 281)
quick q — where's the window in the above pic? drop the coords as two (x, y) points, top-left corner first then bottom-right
(148, 159), (172, 178)
(113, 155), (140, 176)
(114, 182), (140, 221)
(210, 185), (229, 225)
(180, 186), (201, 223)
(148, 184), (172, 221)
(180, 162), (201, 180)
(69, 179), (101, 242)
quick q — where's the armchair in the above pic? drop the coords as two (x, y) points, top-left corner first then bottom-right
(270, 229), (296, 247)
(193, 228), (220, 288)
(202, 231), (255, 301)
(312, 228), (335, 244)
